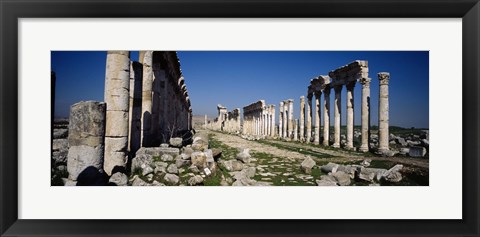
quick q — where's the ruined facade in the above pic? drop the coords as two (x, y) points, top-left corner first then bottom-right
(242, 100), (275, 137)
(206, 104), (241, 133)
(102, 51), (192, 175)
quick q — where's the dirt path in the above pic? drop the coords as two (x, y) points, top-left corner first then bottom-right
(207, 130), (429, 169)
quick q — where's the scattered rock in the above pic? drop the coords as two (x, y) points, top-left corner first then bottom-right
(332, 171), (351, 186)
(383, 164), (403, 182)
(169, 137), (183, 148)
(192, 132), (209, 151)
(188, 175), (204, 186)
(236, 148), (251, 163)
(321, 162), (339, 174)
(167, 163), (178, 174)
(164, 174), (180, 185)
(212, 148), (222, 160)
(160, 154), (174, 162)
(131, 154), (154, 175)
(53, 139), (68, 151)
(300, 157), (316, 174)
(316, 179), (338, 186)
(175, 158), (191, 168)
(109, 172), (128, 186)
(135, 147), (180, 158)
(191, 151), (207, 169)
(409, 146), (427, 157)
(53, 128), (68, 139)
(188, 165), (200, 173)
(360, 159), (371, 167)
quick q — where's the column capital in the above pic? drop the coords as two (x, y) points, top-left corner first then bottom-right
(378, 72), (390, 85)
(300, 95), (305, 102)
(359, 77), (372, 87)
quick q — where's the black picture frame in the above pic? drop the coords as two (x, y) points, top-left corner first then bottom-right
(1, 0), (479, 236)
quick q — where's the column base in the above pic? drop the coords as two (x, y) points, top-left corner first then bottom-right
(332, 143), (340, 148)
(346, 146), (356, 151)
(358, 146), (369, 152)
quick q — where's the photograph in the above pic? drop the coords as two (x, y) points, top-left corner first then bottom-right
(51, 51), (429, 186)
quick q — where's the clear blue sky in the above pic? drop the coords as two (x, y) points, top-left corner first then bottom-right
(52, 51), (429, 128)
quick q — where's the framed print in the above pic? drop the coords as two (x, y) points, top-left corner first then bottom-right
(1, 0), (479, 236)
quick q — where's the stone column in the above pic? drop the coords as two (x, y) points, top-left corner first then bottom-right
(139, 51), (153, 147)
(204, 115), (207, 129)
(128, 61), (142, 154)
(267, 110), (271, 136)
(67, 101), (106, 181)
(300, 96), (305, 142)
(293, 119), (299, 141)
(323, 87), (331, 146)
(314, 92), (321, 144)
(263, 112), (267, 136)
(279, 101), (284, 138)
(288, 99), (294, 139)
(359, 78), (371, 152)
(306, 95), (312, 143)
(283, 102), (288, 138)
(271, 106), (276, 137)
(378, 72), (390, 152)
(333, 85), (342, 148)
(346, 82), (355, 150)
(104, 51), (130, 176)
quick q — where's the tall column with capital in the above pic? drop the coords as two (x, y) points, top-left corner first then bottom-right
(323, 87), (331, 146)
(359, 78), (371, 152)
(378, 72), (390, 152)
(333, 85), (342, 148)
(283, 101), (288, 138)
(299, 96), (305, 142)
(306, 94), (312, 143)
(346, 82), (355, 150)
(314, 92), (321, 144)
(279, 101), (284, 138)
(288, 99), (294, 139)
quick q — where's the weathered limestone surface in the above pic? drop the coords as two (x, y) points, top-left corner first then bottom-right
(139, 51), (153, 147)
(346, 82), (355, 149)
(299, 96), (305, 141)
(359, 77), (371, 152)
(104, 51), (130, 175)
(279, 101), (284, 138)
(67, 101), (106, 181)
(323, 87), (331, 146)
(306, 93), (312, 143)
(287, 99), (294, 139)
(378, 72), (390, 152)
(333, 85), (342, 148)
(314, 92), (321, 144)
(128, 61), (143, 154)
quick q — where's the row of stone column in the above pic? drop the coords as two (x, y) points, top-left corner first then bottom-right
(242, 100), (275, 137)
(278, 99), (294, 139)
(297, 61), (390, 153)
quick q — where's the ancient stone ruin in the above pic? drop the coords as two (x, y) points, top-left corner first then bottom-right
(64, 51), (193, 183)
(242, 100), (276, 137)
(206, 104), (241, 133)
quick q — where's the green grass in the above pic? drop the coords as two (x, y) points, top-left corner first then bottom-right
(255, 139), (333, 159)
(208, 133), (239, 160)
